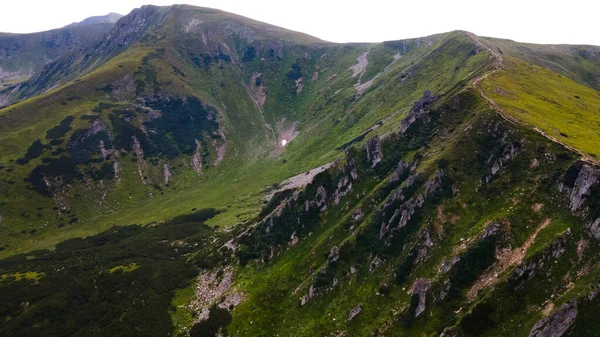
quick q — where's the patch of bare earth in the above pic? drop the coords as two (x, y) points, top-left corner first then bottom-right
(467, 218), (551, 300)
(264, 163), (334, 200)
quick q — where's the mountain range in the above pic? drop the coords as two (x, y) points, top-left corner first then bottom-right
(1, 4), (600, 337)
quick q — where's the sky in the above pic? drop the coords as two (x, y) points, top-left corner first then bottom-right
(0, 0), (599, 46)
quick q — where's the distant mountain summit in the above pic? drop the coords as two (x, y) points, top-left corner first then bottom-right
(66, 12), (123, 27)
(0, 13), (121, 88)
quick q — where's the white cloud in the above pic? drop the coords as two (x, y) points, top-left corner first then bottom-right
(1, 0), (598, 46)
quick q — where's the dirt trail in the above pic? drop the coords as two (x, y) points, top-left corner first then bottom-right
(468, 218), (551, 300)
(467, 34), (599, 166)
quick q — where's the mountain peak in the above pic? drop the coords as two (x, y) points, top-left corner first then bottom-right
(66, 12), (123, 27)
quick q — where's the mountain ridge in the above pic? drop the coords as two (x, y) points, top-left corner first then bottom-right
(1, 4), (600, 337)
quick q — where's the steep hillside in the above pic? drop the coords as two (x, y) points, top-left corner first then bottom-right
(0, 6), (492, 256)
(0, 13), (119, 92)
(1, 4), (600, 337)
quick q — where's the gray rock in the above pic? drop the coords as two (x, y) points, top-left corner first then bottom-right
(401, 90), (439, 133)
(390, 160), (408, 182)
(410, 278), (431, 317)
(347, 304), (362, 322)
(351, 208), (364, 222)
(315, 186), (327, 211)
(328, 246), (340, 264)
(528, 299), (577, 337)
(366, 136), (383, 168)
(567, 164), (599, 212)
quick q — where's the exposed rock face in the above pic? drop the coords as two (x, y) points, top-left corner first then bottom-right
(365, 136), (383, 168)
(315, 186), (327, 211)
(104, 6), (166, 48)
(564, 164), (599, 212)
(438, 278), (451, 301)
(410, 278), (431, 317)
(587, 217), (600, 240)
(132, 136), (147, 185)
(489, 139), (524, 177)
(351, 208), (364, 222)
(528, 299), (577, 337)
(328, 246), (340, 264)
(480, 223), (501, 240)
(390, 160), (408, 183)
(511, 232), (569, 289)
(441, 255), (461, 273)
(191, 139), (203, 174)
(347, 304), (362, 322)
(401, 90), (439, 134)
(163, 163), (171, 184)
(333, 175), (353, 206)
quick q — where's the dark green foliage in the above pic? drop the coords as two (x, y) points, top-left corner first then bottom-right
(16, 139), (51, 165)
(96, 84), (113, 93)
(25, 157), (81, 196)
(192, 53), (213, 71)
(460, 303), (496, 335)
(447, 236), (498, 299)
(172, 66), (186, 77)
(88, 162), (116, 180)
(286, 60), (302, 81)
(68, 129), (112, 164)
(189, 304), (233, 337)
(142, 96), (220, 159)
(563, 161), (583, 188)
(49, 139), (64, 146)
(45, 116), (75, 140)
(217, 48), (231, 63)
(241, 46), (256, 63)
(92, 102), (117, 113)
(0, 210), (219, 337)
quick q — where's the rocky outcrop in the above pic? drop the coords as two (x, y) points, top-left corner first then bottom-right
(163, 163), (171, 184)
(511, 231), (569, 289)
(587, 217), (600, 240)
(560, 163), (599, 212)
(528, 299), (577, 337)
(333, 175), (353, 206)
(328, 246), (340, 265)
(401, 90), (439, 134)
(347, 304), (362, 322)
(191, 139), (203, 174)
(366, 136), (383, 168)
(488, 139), (524, 177)
(315, 186), (327, 212)
(410, 278), (431, 317)
(390, 160), (409, 183)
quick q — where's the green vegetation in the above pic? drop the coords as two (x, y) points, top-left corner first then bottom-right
(1, 4), (600, 337)
(481, 57), (600, 158)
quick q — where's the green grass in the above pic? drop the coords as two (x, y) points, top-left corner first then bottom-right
(108, 263), (139, 273)
(481, 57), (600, 159)
(0, 271), (45, 282)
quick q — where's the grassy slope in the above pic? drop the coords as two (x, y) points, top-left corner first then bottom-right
(226, 89), (600, 336)
(0, 14), (491, 258)
(482, 37), (600, 91)
(480, 56), (600, 159)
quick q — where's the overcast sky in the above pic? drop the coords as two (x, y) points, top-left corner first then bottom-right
(1, 0), (598, 45)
